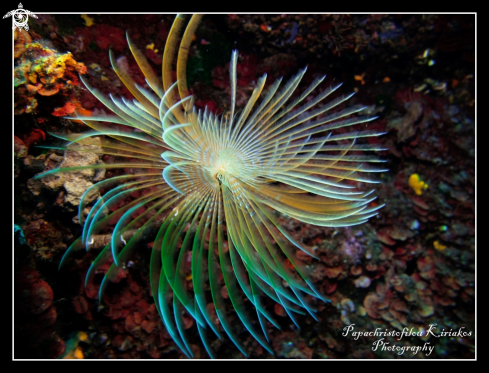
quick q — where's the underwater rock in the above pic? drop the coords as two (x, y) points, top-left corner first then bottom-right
(14, 266), (66, 358)
(14, 136), (28, 158)
(23, 217), (72, 260)
(412, 195), (429, 210)
(387, 100), (423, 143)
(353, 275), (371, 288)
(339, 298), (355, 325)
(14, 30), (87, 115)
(363, 294), (381, 319)
(376, 229), (396, 245)
(323, 265), (344, 279)
(28, 142), (102, 211)
(30, 278), (53, 314)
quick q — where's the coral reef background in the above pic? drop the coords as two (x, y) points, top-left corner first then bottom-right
(13, 14), (475, 359)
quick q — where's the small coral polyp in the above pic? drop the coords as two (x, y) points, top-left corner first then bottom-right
(35, 15), (387, 358)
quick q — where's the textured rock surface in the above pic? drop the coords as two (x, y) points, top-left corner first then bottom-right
(28, 140), (103, 211)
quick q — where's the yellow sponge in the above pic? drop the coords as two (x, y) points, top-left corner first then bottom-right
(409, 174), (428, 195)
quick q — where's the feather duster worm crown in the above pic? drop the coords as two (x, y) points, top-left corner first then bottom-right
(35, 14), (387, 358)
